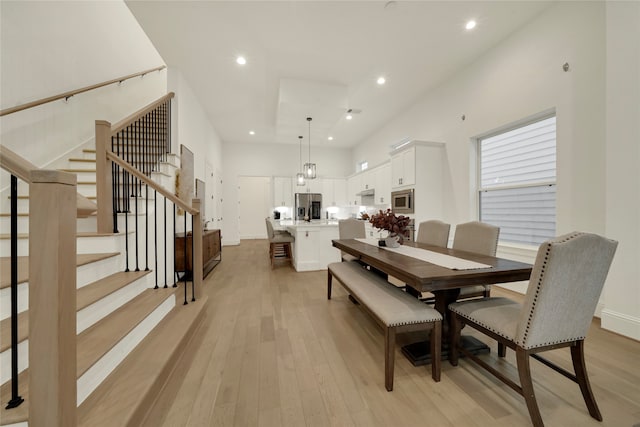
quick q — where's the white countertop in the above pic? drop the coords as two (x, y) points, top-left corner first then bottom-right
(276, 219), (340, 229)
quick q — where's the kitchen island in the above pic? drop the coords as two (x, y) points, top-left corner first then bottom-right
(274, 219), (341, 271)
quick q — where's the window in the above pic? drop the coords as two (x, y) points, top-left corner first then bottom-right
(359, 161), (368, 171)
(478, 115), (556, 246)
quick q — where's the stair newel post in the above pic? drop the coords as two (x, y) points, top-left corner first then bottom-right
(96, 120), (114, 234)
(192, 198), (203, 302)
(29, 170), (77, 427)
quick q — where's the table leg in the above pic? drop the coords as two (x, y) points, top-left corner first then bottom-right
(400, 288), (490, 366)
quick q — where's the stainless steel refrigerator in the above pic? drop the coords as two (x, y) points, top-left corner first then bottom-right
(295, 193), (322, 220)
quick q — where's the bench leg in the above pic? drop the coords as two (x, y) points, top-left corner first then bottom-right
(430, 321), (441, 382)
(385, 327), (396, 391)
(327, 271), (333, 300)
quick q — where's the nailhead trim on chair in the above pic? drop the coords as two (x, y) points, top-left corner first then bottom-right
(521, 232), (586, 348)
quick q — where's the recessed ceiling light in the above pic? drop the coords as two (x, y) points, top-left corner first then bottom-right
(377, 76), (386, 85)
(249, 130), (255, 135)
(328, 136), (334, 141)
(346, 114), (353, 120)
(465, 20), (477, 30)
(236, 56), (247, 65)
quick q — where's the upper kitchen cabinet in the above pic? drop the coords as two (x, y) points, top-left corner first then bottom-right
(322, 178), (347, 207)
(374, 163), (391, 205)
(360, 169), (374, 192)
(273, 176), (293, 207)
(347, 174), (362, 206)
(391, 147), (416, 188)
(390, 140), (445, 222)
(302, 178), (323, 194)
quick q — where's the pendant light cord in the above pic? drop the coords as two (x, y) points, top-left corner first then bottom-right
(307, 117), (312, 164)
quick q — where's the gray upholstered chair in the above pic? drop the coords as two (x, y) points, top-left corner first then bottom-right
(416, 220), (450, 247)
(338, 218), (366, 262)
(452, 221), (500, 299)
(449, 232), (618, 427)
(265, 218), (294, 268)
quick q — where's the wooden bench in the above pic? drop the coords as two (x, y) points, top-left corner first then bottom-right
(327, 261), (442, 391)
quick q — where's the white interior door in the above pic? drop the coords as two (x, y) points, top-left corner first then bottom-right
(205, 162), (215, 227)
(214, 168), (223, 231)
(238, 176), (272, 239)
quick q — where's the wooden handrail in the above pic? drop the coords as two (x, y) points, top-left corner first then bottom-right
(0, 145), (34, 182)
(106, 150), (198, 215)
(0, 65), (166, 117)
(110, 92), (175, 136)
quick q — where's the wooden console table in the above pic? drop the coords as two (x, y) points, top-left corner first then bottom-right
(175, 229), (221, 279)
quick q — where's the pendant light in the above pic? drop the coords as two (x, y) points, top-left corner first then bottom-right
(303, 117), (317, 179)
(296, 135), (306, 186)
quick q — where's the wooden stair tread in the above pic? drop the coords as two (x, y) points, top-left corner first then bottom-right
(0, 253), (119, 289)
(69, 158), (96, 163)
(0, 370), (28, 425)
(59, 168), (97, 173)
(0, 311), (28, 353)
(77, 270), (151, 311)
(0, 213), (28, 217)
(77, 288), (175, 378)
(0, 271), (150, 353)
(78, 296), (207, 427)
(0, 232), (125, 239)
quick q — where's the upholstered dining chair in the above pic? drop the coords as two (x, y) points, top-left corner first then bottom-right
(338, 218), (366, 262)
(416, 220), (451, 247)
(452, 221), (500, 299)
(265, 218), (294, 268)
(449, 232), (617, 427)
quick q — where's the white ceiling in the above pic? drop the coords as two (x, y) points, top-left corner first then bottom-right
(126, 1), (553, 148)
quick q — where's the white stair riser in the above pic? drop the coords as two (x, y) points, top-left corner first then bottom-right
(0, 340), (28, 385)
(0, 282), (28, 321)
(77, 254), (125, 289)
(82, 151), (96, 160)
(0, 215), (29, 231)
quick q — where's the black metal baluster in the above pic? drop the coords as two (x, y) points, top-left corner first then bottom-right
(191, 215), (195, 302)
(154, 189), (158, 289)
(124, 127), (130, 272)
(183, 213), (188, 305)
(164, 197), (168, 288)
(6, 175), (24, 410)
(111, 136), (119, 234)
(167, 101), (172, 159)
(144, 114), (149, 272)
(173, 206), (177, 288)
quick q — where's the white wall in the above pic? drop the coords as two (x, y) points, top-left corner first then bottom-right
(222, 142), (352, 244)
(0, 1), (166, 177)
(602, 1), (640, 341)
(352, 2), (640, 340)
(168, 68), (223, 226)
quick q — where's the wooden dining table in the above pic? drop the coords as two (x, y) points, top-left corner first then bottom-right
(332, 238), (533, 365)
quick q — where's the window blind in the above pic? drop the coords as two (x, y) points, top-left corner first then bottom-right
(479, 116), (556, 246)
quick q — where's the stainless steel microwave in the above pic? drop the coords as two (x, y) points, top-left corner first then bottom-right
(391, 189), (414, 214)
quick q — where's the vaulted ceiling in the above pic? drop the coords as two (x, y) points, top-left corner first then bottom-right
(126, 1), (552, 148)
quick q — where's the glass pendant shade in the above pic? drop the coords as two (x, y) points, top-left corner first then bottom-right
(296, 135), (306, 186)
(305, 117), (317, 179)
(304, 162), (316, 179)
(296, 172), (305, 186)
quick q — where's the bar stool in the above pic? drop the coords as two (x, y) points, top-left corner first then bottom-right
(265, 218), (294, 268)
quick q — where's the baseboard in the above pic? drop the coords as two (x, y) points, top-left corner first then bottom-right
(600, 308), (640, 341)
(223, 239), (241, 246)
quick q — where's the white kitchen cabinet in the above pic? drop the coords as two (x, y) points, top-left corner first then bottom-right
(286, 223), (341, 271)
(374, 163), (391, 205)
(303, 178), (322, 194)
(391, 147), (416, 188)
(347, 174), (361, 206)
(390, 141), (445, 223)
(273, 176), (293, 207)
(322, 178), (347, 207)
(361, 169), (374, 192)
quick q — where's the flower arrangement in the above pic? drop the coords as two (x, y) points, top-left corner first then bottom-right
(369, 209), (411, 244)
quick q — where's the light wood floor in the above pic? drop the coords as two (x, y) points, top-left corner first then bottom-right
(144, 239), (640, 427)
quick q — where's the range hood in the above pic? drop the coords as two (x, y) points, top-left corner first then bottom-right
(357, 189), (375, 197)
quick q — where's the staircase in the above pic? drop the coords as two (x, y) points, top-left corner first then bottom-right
(0, 117), (207, 425)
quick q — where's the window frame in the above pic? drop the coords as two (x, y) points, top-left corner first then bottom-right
(475, 111), (557, 247)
